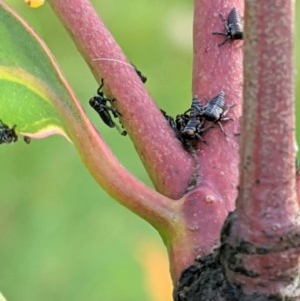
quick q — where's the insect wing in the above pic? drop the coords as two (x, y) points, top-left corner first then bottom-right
(203, 91), (225, 121)
(89, 97), (116, 128)
(227, 7), (243, 39)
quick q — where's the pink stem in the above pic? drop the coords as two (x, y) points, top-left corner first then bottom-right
(47, 0), (195, 199)
(193, 0), (243, 212)
(297, 171), (300, 205)
(230, 0), (300, 295)
(166, 0), (244, 283)
(1, 0), (180, 234)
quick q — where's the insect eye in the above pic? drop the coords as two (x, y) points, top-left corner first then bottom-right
(24, 0), (45, 8)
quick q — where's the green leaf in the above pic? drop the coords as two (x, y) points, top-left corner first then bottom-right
(0, 2), (71, 141)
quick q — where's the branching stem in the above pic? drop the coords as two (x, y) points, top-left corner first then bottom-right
(47, 0), (195, 199)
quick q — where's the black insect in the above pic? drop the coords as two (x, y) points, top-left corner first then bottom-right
(131, 64), (147, 84)
(212, 7), (243, 46)
(161, 109), (176, 130)
(175, 113), (190, 133)
(89, 64), (147, 136)
(183, 96), (204, 115)
(89, 79), (126, 135)
(202, 91), (234, 135)
(89, 79), (120, 128)
(181, 117), (208, 143)
(0, 120), (18, 144)
(161, 109), (186, 142)
(181, 96), (212, 143)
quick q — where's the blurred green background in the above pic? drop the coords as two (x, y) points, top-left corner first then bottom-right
(0, 1), (299, 301)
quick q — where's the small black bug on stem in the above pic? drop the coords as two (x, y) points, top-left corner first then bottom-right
(89, 63), (147, 136)
(161, 109), (188, 143)
(202, 91), (235, 135)
(89, 80), (120, 127)
(91, 58), (148, 84)
(161, 109), (177, 131)
(175, 113), (190, 133)
(181, 117), (208, 143)
(131, 64), (147, 84)
(89, 80), (126, 135)
(212, 7), (243, 47)
(181, 96), (213, 143)
(0, 120), (18, 144)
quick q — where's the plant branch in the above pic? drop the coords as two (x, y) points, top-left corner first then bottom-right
(193, 0), (243, 212)
(1, 0), (180, 237)
(47, 0), (195, 199)
(227, 0), (300, 295)
(165, 0), (244, 283)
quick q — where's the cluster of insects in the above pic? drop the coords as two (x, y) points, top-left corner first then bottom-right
(89, 7), (242, 145)
(162, 91), (234, 146)
(0, 120), (31, 145)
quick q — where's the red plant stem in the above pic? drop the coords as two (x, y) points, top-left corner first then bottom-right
(297, 171), (300, 205)
(168, 188), (230, 283)
(164, 0), (244, 283)
(0, 0), (181, 236)
(230, 0), (300, 295)
(47, 0), (194, 199)
(193, 0), (243, 212)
